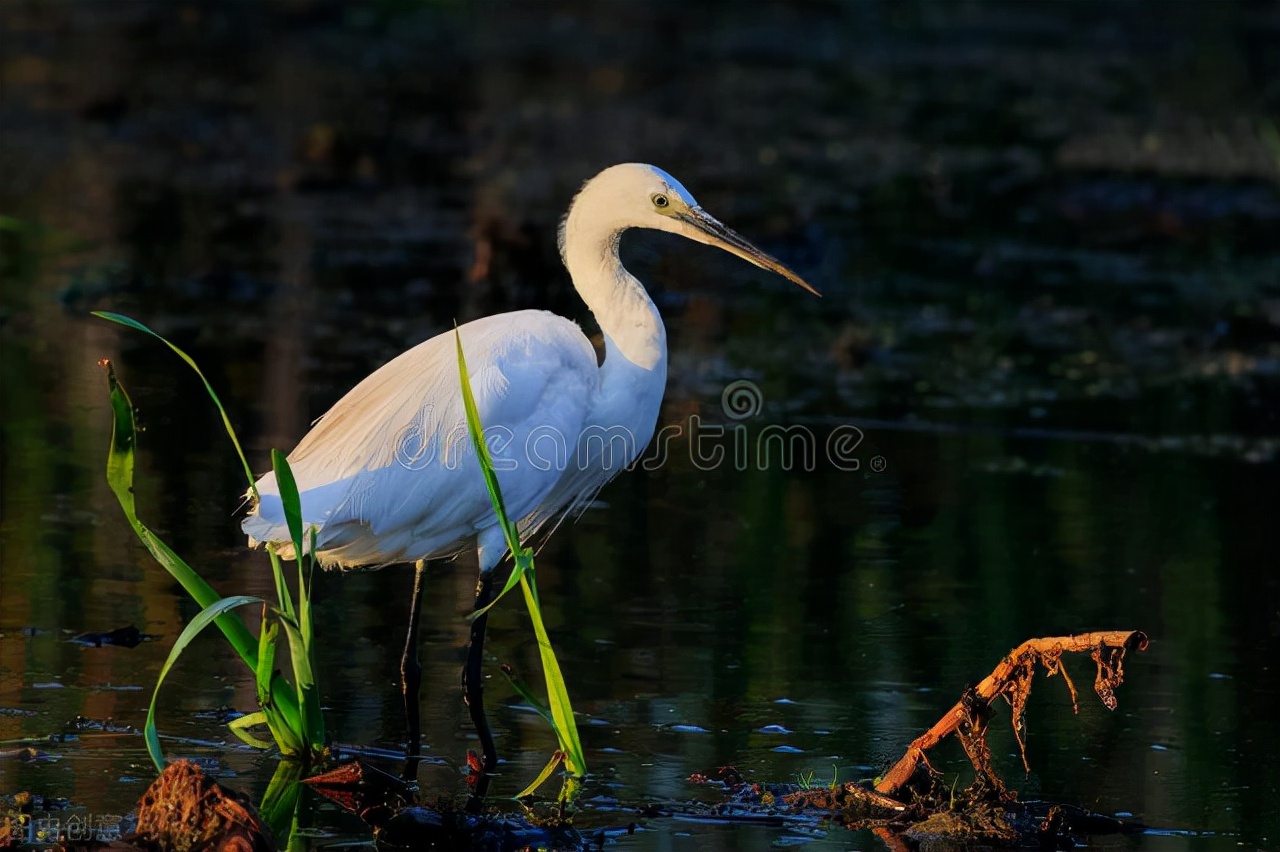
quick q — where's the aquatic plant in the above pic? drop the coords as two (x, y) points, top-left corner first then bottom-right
(96, 312), (325, 769)
(454, 328), (587, 798)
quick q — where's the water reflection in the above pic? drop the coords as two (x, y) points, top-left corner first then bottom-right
(3, 1), (1278, 849)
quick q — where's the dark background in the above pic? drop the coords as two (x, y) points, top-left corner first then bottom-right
(2, 2), (1278, 848)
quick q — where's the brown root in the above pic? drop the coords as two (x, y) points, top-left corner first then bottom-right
(874, 630), (1149, 798)
(688, 631), (1148, 847)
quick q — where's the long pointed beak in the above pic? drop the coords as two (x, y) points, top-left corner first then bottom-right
(676, 207), (821, 297)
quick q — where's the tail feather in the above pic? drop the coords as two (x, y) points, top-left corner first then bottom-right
(241, 492), (301, 557)
(242, 493), (380, 568)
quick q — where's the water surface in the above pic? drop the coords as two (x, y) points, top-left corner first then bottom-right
(2, 2), (1277, 848)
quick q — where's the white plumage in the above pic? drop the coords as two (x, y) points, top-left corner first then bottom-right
(243, 310), (602, 569)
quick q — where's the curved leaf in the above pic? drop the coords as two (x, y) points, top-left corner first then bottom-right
(228, 711), (276, 750)
(145, 595), (272, 771)
(93, 311), (258, 494)
(516, 751), (565, 800)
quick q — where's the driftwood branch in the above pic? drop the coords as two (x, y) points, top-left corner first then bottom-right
(874, 630), (1149, 797)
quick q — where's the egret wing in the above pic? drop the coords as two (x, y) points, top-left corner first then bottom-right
(243, 310), (599, 567)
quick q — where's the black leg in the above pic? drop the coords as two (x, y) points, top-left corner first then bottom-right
(463, 571), (498, 784)
(400, 559), (427, 765)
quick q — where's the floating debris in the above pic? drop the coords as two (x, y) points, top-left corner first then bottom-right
(67, 626), (159, 649)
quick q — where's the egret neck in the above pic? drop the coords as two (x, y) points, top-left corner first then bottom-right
(560, 199), (668, 375)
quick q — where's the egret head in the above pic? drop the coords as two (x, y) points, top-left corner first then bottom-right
(561, 163), (820, 296)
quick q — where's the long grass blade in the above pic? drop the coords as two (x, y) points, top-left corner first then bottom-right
(454, 329), (586, 779)
(93, 311), (258, 494)
(269, 449), (302, 621)
(454, 328), (519, 546)
(519, 571), (586, 776)
(145, 595), (276, 771)
(454, 329), (531, 617)
(272, 449), (305, 556)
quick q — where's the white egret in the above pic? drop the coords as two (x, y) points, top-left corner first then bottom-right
(242, 163), (818, 778)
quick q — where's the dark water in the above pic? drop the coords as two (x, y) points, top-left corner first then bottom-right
(2, 2), (1278, 848)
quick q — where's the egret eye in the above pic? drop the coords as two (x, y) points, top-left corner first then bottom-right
(652, 193), (670, 209)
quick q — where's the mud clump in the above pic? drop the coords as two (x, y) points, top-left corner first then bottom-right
(59, 760), (275, 852)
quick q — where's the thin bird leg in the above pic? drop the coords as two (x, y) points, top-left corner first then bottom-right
(463, 571), (499, 778)
(400, 559), (427, 761)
